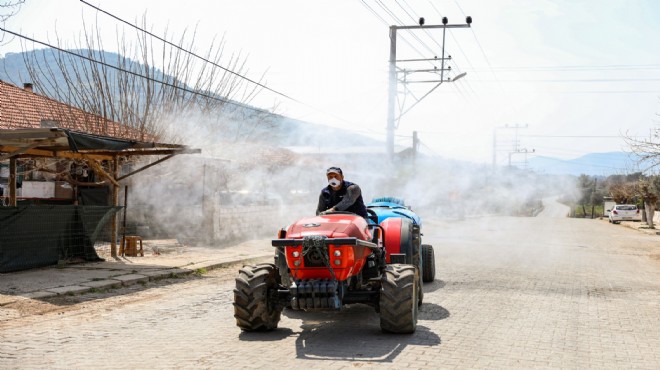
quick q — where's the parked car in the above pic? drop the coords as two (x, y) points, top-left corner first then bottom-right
(608, 204), (641, 224)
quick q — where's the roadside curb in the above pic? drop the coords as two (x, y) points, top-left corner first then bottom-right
(0, 253), (273, 307)
(617, 220), (659, 235)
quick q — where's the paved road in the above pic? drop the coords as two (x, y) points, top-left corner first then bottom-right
(537, 196), (570, 218)
(1, 199), (659, 369)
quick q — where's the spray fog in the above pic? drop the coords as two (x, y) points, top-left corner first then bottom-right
(122, 108), (579, 248)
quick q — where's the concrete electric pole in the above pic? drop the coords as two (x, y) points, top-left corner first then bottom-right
(492, 124), (532, 169)
(386, 16), (472, 160)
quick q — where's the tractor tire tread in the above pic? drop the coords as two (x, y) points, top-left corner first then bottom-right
(421, 244), (436, 282)
(233, 263), (282, 332)
(379, 264), (418, 334)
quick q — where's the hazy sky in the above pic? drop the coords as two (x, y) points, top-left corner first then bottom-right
(3, 0), (660, 164)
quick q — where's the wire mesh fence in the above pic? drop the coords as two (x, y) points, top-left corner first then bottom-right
(1, 185), (316, 272)
(0, 205), (121, 272)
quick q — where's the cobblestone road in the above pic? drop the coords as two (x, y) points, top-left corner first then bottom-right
(1, 200), (659, 369)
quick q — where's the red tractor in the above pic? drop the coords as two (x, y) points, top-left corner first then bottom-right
(233, 210), (422, 334)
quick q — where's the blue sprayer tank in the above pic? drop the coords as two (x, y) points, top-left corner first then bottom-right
(366, 197), (421, 226)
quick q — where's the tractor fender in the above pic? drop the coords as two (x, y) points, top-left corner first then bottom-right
(380, 217), (413, 264)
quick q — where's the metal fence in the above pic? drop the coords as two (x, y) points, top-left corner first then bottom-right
(0, 205), (121, 272)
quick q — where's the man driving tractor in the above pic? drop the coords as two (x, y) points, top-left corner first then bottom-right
(316, 166), (368, 218)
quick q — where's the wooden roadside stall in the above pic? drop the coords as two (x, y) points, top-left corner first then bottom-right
(0, 128), (200, 260)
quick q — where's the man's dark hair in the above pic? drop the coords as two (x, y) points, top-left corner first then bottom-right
(326, 166), (343, 175)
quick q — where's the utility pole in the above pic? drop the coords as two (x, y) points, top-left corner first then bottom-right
(387, 26), (397, 160)
(412, 130), (419, 169)
(508, 148), (535, 168)
(492, 124), (529, 168)
(386, 16), (472, 160)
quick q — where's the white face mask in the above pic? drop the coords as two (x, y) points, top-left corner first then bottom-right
(328, 178), (341, 187)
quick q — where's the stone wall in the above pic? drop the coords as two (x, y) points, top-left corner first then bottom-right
(128, 197), (316, 245)
(213, 204), (314, 243)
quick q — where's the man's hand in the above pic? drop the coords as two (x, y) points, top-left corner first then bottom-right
(320, 208), (335, 215)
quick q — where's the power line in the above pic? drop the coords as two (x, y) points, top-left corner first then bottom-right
(399, 0), (444, 53)
(479, 78), (660, 83)
(522, 135), (623, 138)
(390, 0), (437, 56)
(395, 0), (474, 102)
(360, 0), (390, 26)
(419, 140), (441, 156)
(453, 1), (495, 81)
(517, 90), (660, 94)
(79, 0), (298, 102)
(363, 0), (446, 73)
(374, 1), (436, 63)
(12, 7), (386, 140)
(453, 0), (523, 121)
(471, 64), (660, 72)
(526, 154), (639, 171)
(0, 26), (271, 113)
(427, 1), (479, 91)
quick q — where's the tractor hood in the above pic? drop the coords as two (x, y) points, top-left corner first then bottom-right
(286, 214), (371, 240)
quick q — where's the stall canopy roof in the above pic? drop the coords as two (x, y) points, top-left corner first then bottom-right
(0, 128), (200, 161)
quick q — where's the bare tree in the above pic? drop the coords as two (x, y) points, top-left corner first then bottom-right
(626, 97), (660, 170)
(609, 182), (637, 205)
(636, 179), (657, 228)
(0, 0), (23, 22)
(19, 13), (275, 142)
(0, 0), (24, 44)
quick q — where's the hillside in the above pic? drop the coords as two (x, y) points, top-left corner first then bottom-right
(527, 152), (650, 176)
(0, 49), (382, 148)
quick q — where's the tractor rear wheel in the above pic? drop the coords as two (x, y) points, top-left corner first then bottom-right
(379, 264), (418, 334)
(421, 244), (436, 282)
(233, 263), (283, 331)
(412, 242), (423, 306)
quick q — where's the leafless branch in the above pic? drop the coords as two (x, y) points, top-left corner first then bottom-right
(19, 11), (272, 143)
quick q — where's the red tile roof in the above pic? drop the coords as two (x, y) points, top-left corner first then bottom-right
(0, 80), (146, 140)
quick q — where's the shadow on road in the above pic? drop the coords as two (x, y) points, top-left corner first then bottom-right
(422, 279), (446, 294)
(239, 303), (443, 363)
(238, 327), (296, 342)
(418, 302), (450, 321)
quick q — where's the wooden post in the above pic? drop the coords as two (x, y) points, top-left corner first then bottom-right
(110, 156), (119, 257)
(201, 163), (213, 243)
(8, 157), (17, 206)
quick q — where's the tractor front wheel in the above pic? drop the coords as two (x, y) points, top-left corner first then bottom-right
(379, 264), (418, 334)
(233, 263), (283, 331)
(421, 244), (436, 282)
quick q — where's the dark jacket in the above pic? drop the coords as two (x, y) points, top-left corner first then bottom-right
(317, 180), (368, 218)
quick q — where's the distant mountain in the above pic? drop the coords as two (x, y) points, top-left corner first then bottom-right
(527, 152), (650, 176)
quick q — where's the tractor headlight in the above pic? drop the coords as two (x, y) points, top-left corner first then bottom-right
(333, 250), (341, 257)
(292, 251), (300, 258)
(334, 260), (341, 266)
(294, 260), (301, 267)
